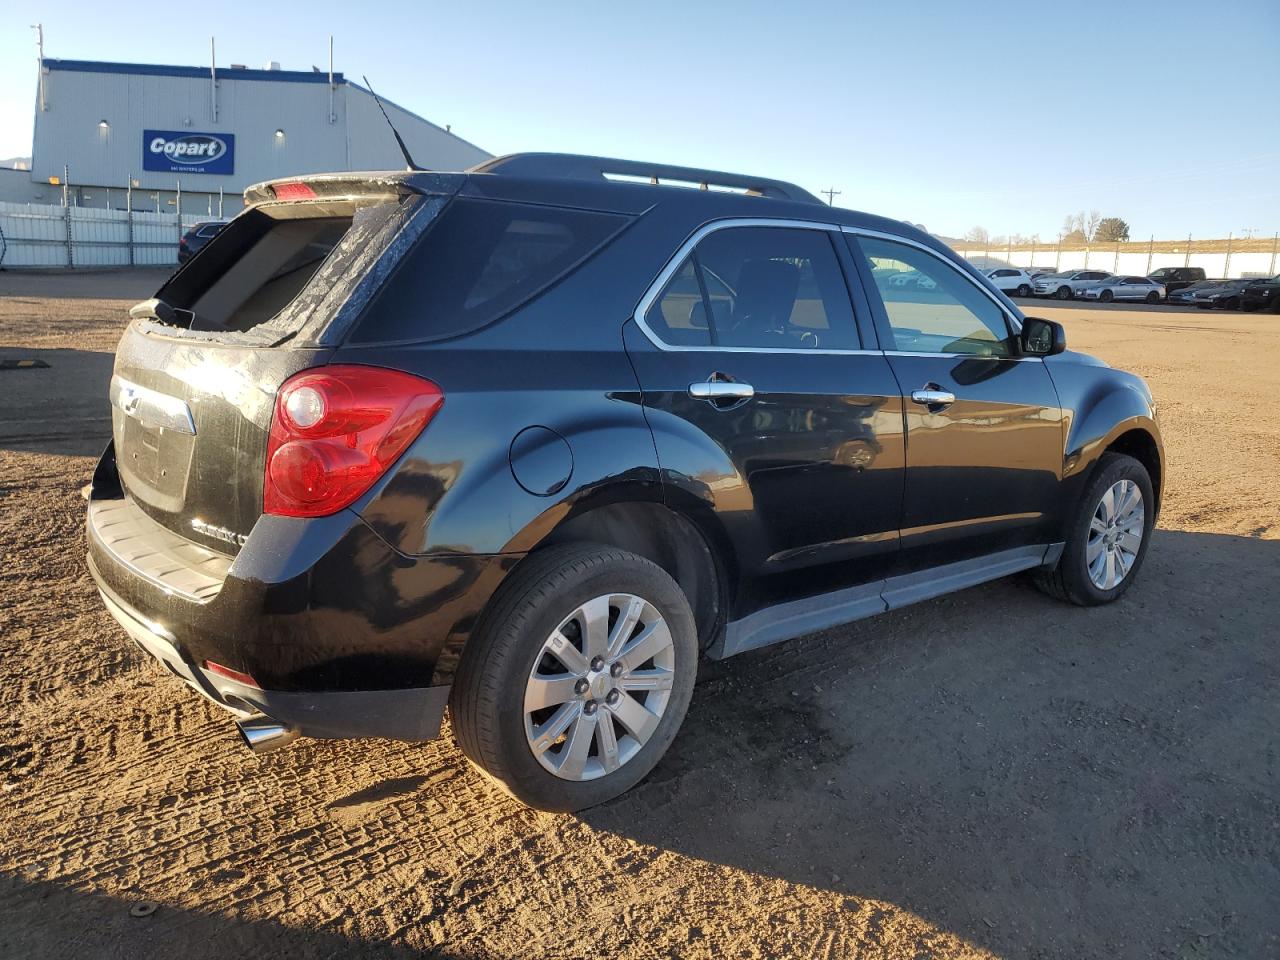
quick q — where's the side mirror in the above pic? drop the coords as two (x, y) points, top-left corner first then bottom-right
(1020, 317), (1066, 356)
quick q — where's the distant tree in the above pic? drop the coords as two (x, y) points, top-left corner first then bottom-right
(1062, 213), (1083, 238)
(1095, 217), (1131, 242)
(1061, 229), (1087, 244)
(964, 226), (990, 244)
(1084, 209), (1102, 241)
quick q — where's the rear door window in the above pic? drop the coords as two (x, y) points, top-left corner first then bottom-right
(351, 199), (629, 344)
(643, 226), (860, 351)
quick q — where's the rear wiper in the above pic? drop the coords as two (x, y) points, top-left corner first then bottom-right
(129, 298), (196, 327)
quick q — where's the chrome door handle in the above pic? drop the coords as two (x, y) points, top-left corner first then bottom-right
(910, 388), (956, 407)
(689, 380), (755, 401)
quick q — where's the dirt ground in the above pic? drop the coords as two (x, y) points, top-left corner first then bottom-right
(1, 268), (1276, 960)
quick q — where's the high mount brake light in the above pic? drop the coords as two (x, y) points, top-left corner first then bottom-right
(264, 365), (443, 518)
(272, 181), (318, 201)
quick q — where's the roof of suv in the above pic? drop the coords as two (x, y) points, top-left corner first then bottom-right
(243, 152), (938, 253)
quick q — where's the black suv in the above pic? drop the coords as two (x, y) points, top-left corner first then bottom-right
(1147, 266), (1206, 294)
(1240, 274), (1280, 312)
(87, 154), (1164, 810)
(177, 220), (228, 263)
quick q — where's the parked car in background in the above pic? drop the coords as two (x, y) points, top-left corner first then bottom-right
(887, 270), (937, 290)
(1192, 278), (1256, 310)
(1033, 269), (1113, 299)
(85, 152), (1164, 810)
(1080, 276), (1165, 303)
(1166, 280), (1225, 306)
(1028, 268), (1058, 279)
(985, 267), (1035, 297)
(1147, 266), (1207, 295)
(1240, 275), (1280, 313)
(178, 220), (228, 263)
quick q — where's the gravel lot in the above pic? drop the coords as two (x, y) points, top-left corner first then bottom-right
(1, 269), (1276, 960)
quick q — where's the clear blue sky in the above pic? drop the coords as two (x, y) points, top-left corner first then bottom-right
(2, 0), (1277, 239)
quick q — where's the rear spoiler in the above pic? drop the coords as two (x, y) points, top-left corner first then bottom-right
(242, 171), (463, 208)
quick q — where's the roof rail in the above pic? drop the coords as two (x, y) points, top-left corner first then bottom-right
(469, 153), (822, 205)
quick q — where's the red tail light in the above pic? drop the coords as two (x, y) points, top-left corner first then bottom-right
(264, 365), (443, 518)
(272, 181), (318, 201)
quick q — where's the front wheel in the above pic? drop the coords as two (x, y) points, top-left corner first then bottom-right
(1016, 283), (1031, 297)
(450, 543), (698, 811)
(1223, 297), (1240, 310)
(1146, 291), (1160, 303)
(1100, 289), (1114, 303)
(1056, 286), (1072, 300)
(1035, 453), (1154, 606)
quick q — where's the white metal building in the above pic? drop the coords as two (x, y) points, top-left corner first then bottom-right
(10, 57), (491, 215)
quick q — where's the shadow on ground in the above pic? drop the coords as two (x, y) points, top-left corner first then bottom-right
(0, 875), (463, 960)
(0, 347), (113, 456)
(0, 267), (173, 301)
(584, 529), (1280, 959)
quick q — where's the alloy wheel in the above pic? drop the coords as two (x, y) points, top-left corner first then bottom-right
(1087, 479), (1145, 590)
(523, 593), (676, 781)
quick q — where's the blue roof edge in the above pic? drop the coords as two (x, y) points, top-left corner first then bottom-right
(43, 58), (343, 84)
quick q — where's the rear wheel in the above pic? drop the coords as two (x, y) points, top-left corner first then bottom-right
(1016, 283), (1031, 297)
(1035, 453), (1154, 606)
(450, 543), (698, 811)
(1056, 286), (1072, 300)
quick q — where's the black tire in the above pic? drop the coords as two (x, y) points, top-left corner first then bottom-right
(1145, 291), (1160, 303)
(1223, 296), (1240, 310)
(1035, 452), (1155, 607)
(1100, 289), (1114, 303)
(450, 542), (698, 811)
(1016, 283), (1031, 297)
(1056, 285), (1072, 300)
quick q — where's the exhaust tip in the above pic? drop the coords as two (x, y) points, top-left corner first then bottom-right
(235, 714), (300, 754)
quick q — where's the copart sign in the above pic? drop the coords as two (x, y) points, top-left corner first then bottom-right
(143, 130), (235, 175)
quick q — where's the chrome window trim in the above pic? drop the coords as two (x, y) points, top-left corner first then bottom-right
(631, 217), (882, 356)
(841, 226), (1025, 338)
(889, 351), (1043, 362)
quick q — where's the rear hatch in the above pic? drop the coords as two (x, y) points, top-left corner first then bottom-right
(108, 174), (453, 555)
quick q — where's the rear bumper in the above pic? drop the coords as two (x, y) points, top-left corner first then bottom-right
(93, 562), (452, 741)
(84, 442), (515, 741)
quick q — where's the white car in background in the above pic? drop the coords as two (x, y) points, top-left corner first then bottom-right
(984, 267), (1035, 297)
(1033, 269), (1114, 299)
(1080, 275), (1166, 303)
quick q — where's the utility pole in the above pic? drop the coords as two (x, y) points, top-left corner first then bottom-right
(210, 37), (218, 123)
(31, 24), (46, 112)
(821, 187), (841, 207)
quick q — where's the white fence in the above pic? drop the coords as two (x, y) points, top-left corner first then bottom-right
(0, 202), (206, 268)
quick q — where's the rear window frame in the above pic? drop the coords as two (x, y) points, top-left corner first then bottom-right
(343, 196), (636, 348)
(145, 194), (429, 347)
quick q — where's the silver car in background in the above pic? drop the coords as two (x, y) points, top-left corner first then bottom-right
(1080, 276), (1166, 303)
(1033, 269), (1114, 299)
